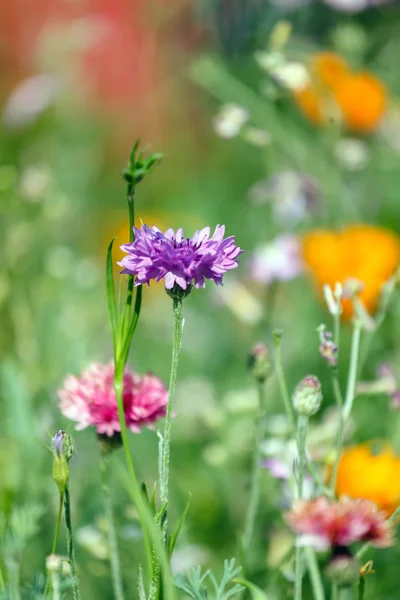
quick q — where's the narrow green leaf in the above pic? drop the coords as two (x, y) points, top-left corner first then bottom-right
(120, 285), (142, 363)
(233, 578), (268, 600)
(168, 494), (191, 556)
(106, 238), (118, 347)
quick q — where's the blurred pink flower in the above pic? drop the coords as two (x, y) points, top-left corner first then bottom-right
(58, 362), (168, 436)
(249, 235), (303, 285)
(286, 496), (394, 551)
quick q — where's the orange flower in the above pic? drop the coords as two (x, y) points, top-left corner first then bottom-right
(333, 72), (387, 133)
(335, 442), (400, 516)
(302, 224), (400, 318)
(294, 51), (387, 132)
(312, 52), (349, 89)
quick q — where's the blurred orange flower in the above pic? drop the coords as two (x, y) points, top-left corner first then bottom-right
(302, 224), (400, 318)
(295, 52), (387, 132)
(335, 442), (400, 516)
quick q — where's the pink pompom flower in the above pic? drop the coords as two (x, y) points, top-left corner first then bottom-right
(58, 362), (168, 437)
(285, 496), (395, 551)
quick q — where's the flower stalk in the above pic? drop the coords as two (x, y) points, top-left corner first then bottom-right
(304, 547), (326, 600)
(242, 379), (267, 566)
(343, 320), (362, 420)
(64, 483), (81, 600)
(294, 414), (309, 600)
(101, 454), (125, 600)
(160, 299), (185, 519)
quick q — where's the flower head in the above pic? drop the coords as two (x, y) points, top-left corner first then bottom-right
(249, 235), (303, 285)
(58, 362), (168, 437)
(294, 52), (387, 132)
(285, 496), (394, 550)
(335, 442), (400, 515)
(302, 224), (400, 318)
(292, 375), (323, 416)
(119, 224), (242, 292)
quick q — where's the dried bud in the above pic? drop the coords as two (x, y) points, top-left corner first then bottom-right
(52, 430), (75, 493)
(46, 554), (62, 572)
(325, 555), (360, 586)
(318, 325), (338, 367)
(292, 375), (322, 416)
(248, 343), (273, 382)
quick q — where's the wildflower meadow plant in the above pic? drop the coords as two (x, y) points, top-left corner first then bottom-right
(4, 138), (400, 600)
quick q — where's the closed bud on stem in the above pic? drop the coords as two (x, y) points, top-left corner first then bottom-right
(248, 342), (273, 382)
(325, 551), (360, 586)
(51, 430), (75, 493)
(292, 375), (322, 416)
(317, 324), (338, 367)
(46, 554), (62, 572)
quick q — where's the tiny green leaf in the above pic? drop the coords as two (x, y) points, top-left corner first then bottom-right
(106, 238), (118, 348)
(168, 493), (191, 556)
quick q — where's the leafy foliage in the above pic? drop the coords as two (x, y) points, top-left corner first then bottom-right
(174, 559), (244, 600)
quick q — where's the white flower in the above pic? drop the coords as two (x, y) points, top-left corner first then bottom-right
(213, 104), (249, 139)
(249, 235), (304, 285)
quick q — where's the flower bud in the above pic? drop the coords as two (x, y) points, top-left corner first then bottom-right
(248, 343), (273, 382)
(325, 555), (360, 586)
(52, 430), (75, 493)
(317, 325), (338, 367)
(292, 375), (322, 416)
(166, 283), (193, 301)
(46, 554), (62, 572)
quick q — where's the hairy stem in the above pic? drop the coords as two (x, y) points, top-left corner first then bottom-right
(160, 299), (185, 514)
(294, 415), (309, 600)
(304, 547), (325, 600)
(273, 332), (296, 433)
(330, 372), (344, 494)
(101, 455), (125, 600)
(343, 320), (362, 420)
(64, 483), (81, 600)
(242, 380), (267, 566)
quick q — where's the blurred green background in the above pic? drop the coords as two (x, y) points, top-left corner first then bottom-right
(2, 0), (400, 598)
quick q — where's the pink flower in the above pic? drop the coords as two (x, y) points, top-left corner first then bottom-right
(58, 362), (168, 436)
(285, 496), (394, 551)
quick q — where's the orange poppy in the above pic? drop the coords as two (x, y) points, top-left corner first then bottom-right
(294, 51), (387, 132)
(335, 442), (400, 516)
(302, 224), (400, 318)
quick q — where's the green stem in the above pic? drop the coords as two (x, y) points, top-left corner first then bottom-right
(331, 584), (339, 600)
(337, 586), (353, 600)
(330, 372), (344, 494)
(0, 564), (4, 591)
(7, 558), (21, 600)
(64, 483), (81, 600)
(113, 366), (153, 575)
(342, 321), (362, 420)
(160, 299), (185, 512)
(304, 547), (326, 600)
(101, 455), (125, 600)
(43, 492), (64, 599)
(50, 568), (61, 600)
(294, 415), (309, 600)
(273, 332), (296, 434)
(357, 577), (366, 600)
(242, 380), (267, 566)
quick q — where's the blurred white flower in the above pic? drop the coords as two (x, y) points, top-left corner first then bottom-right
(379, 109), (400, 153)
(248, 171), (321, 226)
(322, 0), (391, 11)
(171, 545), (209, 573)
(249, 235), (304, 285)
(270, 62), (310, 91)
(214, 279), (263, 324)
(334, 138), (370, 170)
(213, 104), (249, 139)
(76, 525), (109, 560)
(242, 127), (271, 147)
(20, 165), (53, 202)
(2, 74), (62, 129)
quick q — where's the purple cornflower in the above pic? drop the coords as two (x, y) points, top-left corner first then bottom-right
(118, 224), (242, 291)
